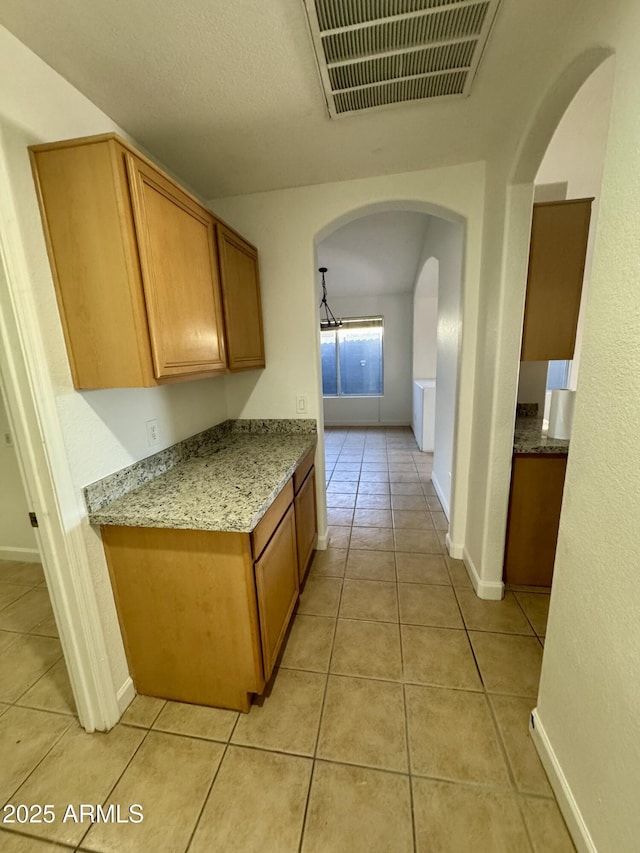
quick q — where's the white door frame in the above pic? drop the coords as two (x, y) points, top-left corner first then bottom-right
(0, 151), (121, 732)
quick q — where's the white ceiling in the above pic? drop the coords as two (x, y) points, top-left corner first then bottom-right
(0, 0), (591, 198)
(317, 211), (431, 297)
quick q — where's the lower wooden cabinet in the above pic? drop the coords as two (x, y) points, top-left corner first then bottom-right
(101, 524), (267, 712)
(254, 504), (299, 680)
(503, 454), (567, 587)
(102, 453), (318, 713)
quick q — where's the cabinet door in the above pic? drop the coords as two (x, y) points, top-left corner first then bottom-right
(503, 454), (567, 586)
(521, 198), (592, 361)
(126, 154), (227, 378)
(216, 223), (265, 371)
(295, 468), (317, 583)
(254, 504), (299, 679)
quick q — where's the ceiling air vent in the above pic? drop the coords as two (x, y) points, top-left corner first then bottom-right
(303, 0), (501, 117)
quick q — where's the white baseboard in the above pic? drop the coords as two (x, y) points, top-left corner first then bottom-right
(116, 677), (136, 715)
(462, 546), (504, 600)
(530, 708), (597, 853)
(316, 527), (329, 550)
(431, 471), (450, 519)
(323, 421), (411, 427)
(445, 533), (464, 560)
(0, 546), (41, 563)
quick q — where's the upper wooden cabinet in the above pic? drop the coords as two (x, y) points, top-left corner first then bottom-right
(521, 198), (593, 362)
(126, 154), (226, 379)
(216, 223), (265, 371)
(29, 133), (264, 389)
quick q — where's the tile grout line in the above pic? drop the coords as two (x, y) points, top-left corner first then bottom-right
(74, 723), (158, 850)
(1, 825), (75, 850)
(11, 653), (71, 712)
(511, 589), (548, 645)
(325, 429), (547, 847)
(295, 554), (346, 853)
(183, 711), (244, 853)
(403, 683), (418, 853)
(455, 587), (546, 825)
(347, 437), (414, 850)
(1, 713), (75, 817)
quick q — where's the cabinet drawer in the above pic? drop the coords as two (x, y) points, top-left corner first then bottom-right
(294, 447), (315, 494)
(251, 479), (294, 560)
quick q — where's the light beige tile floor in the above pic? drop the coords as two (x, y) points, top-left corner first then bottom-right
(0, 428), (573, 851)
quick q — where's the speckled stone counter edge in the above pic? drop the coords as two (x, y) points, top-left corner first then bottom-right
(84, 418), (317, 513)
(513, 416), (569, 455)
(515, 403), (539, 418)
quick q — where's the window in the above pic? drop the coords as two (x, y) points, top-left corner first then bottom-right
(321, 317), (383, 397)
(547, 360), (571, 390)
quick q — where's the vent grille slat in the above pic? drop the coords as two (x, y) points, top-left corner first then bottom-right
(303, 0), (501, 117)
(322, 3), (488, 64)
(328, 40), (476, 90)
(315, 0), (455, 31)
(334, 70), (468, 113)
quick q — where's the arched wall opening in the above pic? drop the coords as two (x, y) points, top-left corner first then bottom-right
(213, 165), (486, 563)
(467, 48), (616, 600)
(413, 256), (439, 388)
(472, 42), (640, 853)
(313, 200), (467, 551)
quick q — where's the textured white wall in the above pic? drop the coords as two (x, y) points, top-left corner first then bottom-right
(415, 219), (464, 519)
(516, 362), (548, 414)
(211, 164), (485, 550)
(0, 392), (37, 559)
(413, 296), (438, 380)
(322, 293), (412, 426)
(413, 249), (439, 381)
(316, 211), (432, 297)
(0, 28), (229, 696)
(465, 8), (639, 848)
(534, 31), (640, 850)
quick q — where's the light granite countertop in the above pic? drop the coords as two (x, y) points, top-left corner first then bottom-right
(86, 424), (316, 532)
(513, 416), (569, 455)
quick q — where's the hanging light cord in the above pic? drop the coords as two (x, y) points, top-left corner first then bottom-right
(319, 267), (342, 329)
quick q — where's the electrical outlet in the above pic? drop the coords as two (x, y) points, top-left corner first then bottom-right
(296, 394), (308, 414)
(146, 419), (160, 447)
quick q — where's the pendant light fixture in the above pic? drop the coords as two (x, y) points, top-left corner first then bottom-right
(319, 267), (342, 330)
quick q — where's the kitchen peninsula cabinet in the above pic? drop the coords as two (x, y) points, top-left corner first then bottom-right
(521, 198), (593, 361)
(29, 133), (265, 388)
(99, 439), (317, 713)
(102, 481), (299, 712)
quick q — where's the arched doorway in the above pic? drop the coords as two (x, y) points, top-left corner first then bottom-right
(312, 201), (469, 561)
(467, 48), (616, 598)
